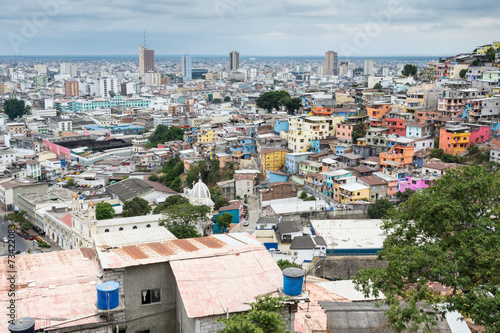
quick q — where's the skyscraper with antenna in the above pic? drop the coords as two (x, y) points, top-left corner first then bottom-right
(139, 31), (155, 76)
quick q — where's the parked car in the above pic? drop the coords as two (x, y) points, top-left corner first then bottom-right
(3, 237), (7, 243)
(243, 221), (249, 227)
(28, 236), (35, 241)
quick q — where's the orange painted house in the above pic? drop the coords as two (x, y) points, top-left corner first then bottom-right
(312, 107), (335, 116)
(439, 126), (470, 155)
(380, 145), (415, 171)
(367, 102), (391, 120)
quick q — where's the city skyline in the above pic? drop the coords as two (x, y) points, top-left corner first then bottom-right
(2, 0), (499, 57)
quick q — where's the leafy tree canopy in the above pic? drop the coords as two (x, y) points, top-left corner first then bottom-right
(164, 221), (200, 239)
(96, 202), (115, 220)
(122, 197), (151, 217)
(256, 90), (291, 112)
(276, 259), (298, 270)
(4, 99), (30, 120)
(217, 296), (289, 333)
(153, 195), (189, 214)
(161, 203), (211, 226)
(459, 68), (467, 78)
(214, 212), (233, 233)
(367, 198), (394, 219)
(401, 64), (418, 77)
(283, 97), (302, 115)
(355, 166), (500, 332)
(146, 125), (184, 148)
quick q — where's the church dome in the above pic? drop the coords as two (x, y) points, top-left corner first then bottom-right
(88, 200), (95, 207)
(190, 178), (210, 200)
(201, 197), (215, 207)
(72, 192), (78, 199)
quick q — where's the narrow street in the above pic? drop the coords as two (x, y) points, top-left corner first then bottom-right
(0, 215), (32, 256)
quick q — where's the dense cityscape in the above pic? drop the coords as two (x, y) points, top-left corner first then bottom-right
(1, 8), (500, 332)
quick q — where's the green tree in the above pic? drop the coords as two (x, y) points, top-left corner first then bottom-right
(283, 97), (302, 115)
(276, 259), (298, 270)
(160, 202), (211, 239)
(146, 125), (184, 148)
(122, 197), (151, 217)
(3, 99), (30, 120)
(164, 221), (200, 239)
(212, 98), (222, 104)
(214, 212), (233, 233)
(256, 91), (291, 112)
(459, 68), (467, 78)
(148, 174), (159, 181)
(351, 122), (367, 143)
(367, 198), (394, 219)
(395, 189), (416, 203)
(96, 202), (115, 220)
(373, 82), (382, 91)
(210, 187), (229, 210)
(401, 64), (418, 77)
(485, 47), (496, 62)
(299, 192), (308, 200)
(355, 166), (500, 332)
(153, 195), (189, 214)
(66, 179), (76, 187)
(162, 203), (211, 226)
(223, 96), (231, 102)
(217, 296), (289, 333)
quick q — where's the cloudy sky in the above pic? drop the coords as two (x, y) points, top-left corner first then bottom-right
(2, 0), (499, 56)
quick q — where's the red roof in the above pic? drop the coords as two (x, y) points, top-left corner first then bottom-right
(60, 213), (72, 228)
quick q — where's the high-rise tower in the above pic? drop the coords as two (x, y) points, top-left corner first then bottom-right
(324, 51), (338, 76)
(182, 55), (192, 81)
(229, 51), (239, 71)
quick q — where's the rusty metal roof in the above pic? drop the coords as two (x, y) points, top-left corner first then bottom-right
(97, 233), (262, 269)
(0, 249), (104, 330)
(171, 245), (283, 318)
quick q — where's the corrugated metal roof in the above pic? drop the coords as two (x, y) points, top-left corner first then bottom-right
(94, 227), (177, 248)
(171, 246), (283, 318)
(0, 249), (104, 330)
(97, 233), (262, 269)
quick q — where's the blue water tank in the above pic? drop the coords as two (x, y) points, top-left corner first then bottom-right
(8, 317), (35, 333)
(96, 281), (120, 310)
(282, 267), (305, 296)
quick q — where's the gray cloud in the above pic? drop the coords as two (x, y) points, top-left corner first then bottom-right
(1, 0), (498, 56)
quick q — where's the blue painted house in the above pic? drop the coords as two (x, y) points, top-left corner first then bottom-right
(274, 118), (289, 134)
(334, 109), (358, 119)
(285, 152), (314, 174)
(212, 201), (243, 234)
(267, 170), (288, 184)
(310, 140), (321, 153)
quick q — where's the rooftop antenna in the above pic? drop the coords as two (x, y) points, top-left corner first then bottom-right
(143, 31), (147, 48)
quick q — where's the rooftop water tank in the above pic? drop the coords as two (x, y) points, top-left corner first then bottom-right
(282, 267), (305, 296)
(8, 317), (35, 333)
(96, 281), (120, 310)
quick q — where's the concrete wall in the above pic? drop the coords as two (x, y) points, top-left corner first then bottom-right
(310, 257), (388, 280)
(123, 263), (177, 333)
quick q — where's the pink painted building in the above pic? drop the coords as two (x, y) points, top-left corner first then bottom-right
(42, 138), (72, 160)
(397, 176), (433, 193)
(335, 123), (354, 142)
(468, 124), (491, 145)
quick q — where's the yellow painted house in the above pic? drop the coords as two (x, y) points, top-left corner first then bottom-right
(338, 182), (370, 203)
(261, 148), (288, 177)
(285, 116), (343, 152)
(198, 129), (216, 143)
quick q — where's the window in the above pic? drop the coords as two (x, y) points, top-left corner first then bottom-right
(141, 289), (161, 305)
(105, 229), (109, 233)
(119, 227), (124, 231)
(133, 226), (138, 229)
